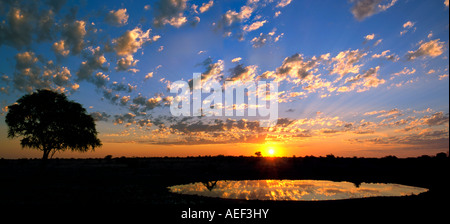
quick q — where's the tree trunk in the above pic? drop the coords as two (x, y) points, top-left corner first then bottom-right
(42, 149), (50, 160)
(41, 149), (50, 168)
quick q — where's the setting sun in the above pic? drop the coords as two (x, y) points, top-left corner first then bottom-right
(268, 149), (275, 156)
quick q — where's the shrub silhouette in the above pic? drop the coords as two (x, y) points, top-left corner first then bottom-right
(5, 89), (101, 160)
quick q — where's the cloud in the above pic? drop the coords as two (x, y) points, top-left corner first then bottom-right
(243, 20), (267, 32)
(403, 21), (414, 29)
(199, 0), (214, 13)
(0, 5), (55, 49)
(12, 51), (48, 93)
(331, 49), (367, 77)
(189, 58), (224, 88)
(372, 50), (399, 61)
(216, 3), (257, 39)
(221, 6), (254, 27)
(116, 55), (139, 72)
(153, 0), (189, 28)
(91, 72), (110, 88)
(391, 67), (416, 78)
(350, 0), (397, 21)
(400, 21), (415, 35)
(422, 112), (449, 126)
(90, 112), (111, 122)
(127, 93), (171, 113)
(52, 40), (70, 56)
(120, 96), (131, 106)
(111, 82), (137, 93)
(364, 34), (375, 41)
(11, 51), (78, 93)
(113, 27), (154, 56)
(51, 66), (72, 86)
(251, 31), (283, 48)
(274, 11), (282, 18)
(149, 117), (270, 144)
(105, 9), (129, 27)
(227, 64), (258, 82)
(114, 113), (137, 125)
(251, 33), (269, 48)
(364, 108), (402, 118)
(61, 20), (87, 55)
(232, 57), (242, 63)
(76, 46), (108, 81)
(145, 72), (154, 80)
(406, 39), (445, 60)
(190, 16), (201, 26)
(339, 66), (385, 92)
(266, 53), (322, 82)
(276, 0), (293, 8)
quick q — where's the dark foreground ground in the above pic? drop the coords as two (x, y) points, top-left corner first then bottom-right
(0, 155), (449, 223)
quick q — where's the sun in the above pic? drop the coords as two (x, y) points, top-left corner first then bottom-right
(268, 149), (275, 156)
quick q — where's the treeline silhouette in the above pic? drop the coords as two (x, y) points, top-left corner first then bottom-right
(0, 153), (448, 222)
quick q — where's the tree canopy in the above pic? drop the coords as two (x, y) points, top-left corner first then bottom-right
(5, 89), (101, 159)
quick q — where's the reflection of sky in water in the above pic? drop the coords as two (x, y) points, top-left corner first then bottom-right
(168, 180), (428, 201)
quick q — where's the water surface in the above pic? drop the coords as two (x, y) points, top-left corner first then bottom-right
(168, 180), (428, 201)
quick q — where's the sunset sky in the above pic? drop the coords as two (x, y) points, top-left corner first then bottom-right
(0, 0), (449, 159)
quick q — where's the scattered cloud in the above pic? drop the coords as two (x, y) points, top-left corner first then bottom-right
(403, 21), (414, 29)
(116, 55), (139, 72)
(52, 40), (70, 56)
(105, 9), (129, 27)
(391, 67), (416, 78)
(227, 64), (258, 82)
(90, 112), (111, 122)
(422, 112), (449, 126)
(263, 53), (322, 82)
(439, 74), (449, 80)
(364, 108), (402, 118)
(0, 3), (59, 50)
(365, 34), (375, 41)
(276, 0), (293, 8)
(274, 11), (282, 18)
(251, 31), (284, 48)
(145, 72), (154, 80)
(199, 0), (214, 13)
(351, 0), (398, 21)
(339, 66), (385, 93)
(62, 20), (87, 55)
(243, 20), (267, 32)
(153, 0), (189, 28)
(400, 21), (415, 36)
(11, 51), (79, 93)
(372, 50), (399, 61)
(331, 49), (367, 77)
(406, 39), (445, 60)
(76, 46), (108, 81)
(232, 57), (242, 63)
(113, 27), (154, 56)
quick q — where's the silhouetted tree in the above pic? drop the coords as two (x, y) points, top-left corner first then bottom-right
(255, 151), (262, 157)
(202, 181), (218, 191)
(436, 152), (447, 159)
(5, 90), (101, 161)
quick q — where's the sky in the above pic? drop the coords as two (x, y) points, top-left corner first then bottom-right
(0, 0), (449, 159)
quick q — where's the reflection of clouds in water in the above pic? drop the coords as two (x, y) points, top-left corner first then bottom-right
(168, 180), (428, 201)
